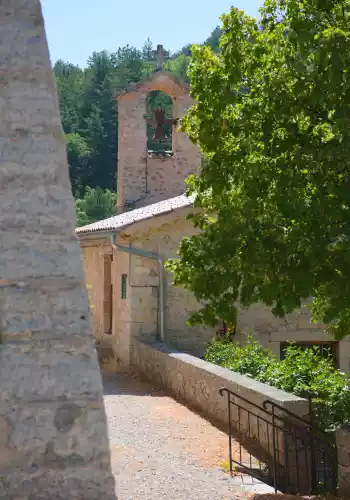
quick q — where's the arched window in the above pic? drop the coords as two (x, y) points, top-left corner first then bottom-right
(145, 90), (173, 153)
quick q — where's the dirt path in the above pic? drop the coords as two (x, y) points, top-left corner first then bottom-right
(103, 372), (272, 500)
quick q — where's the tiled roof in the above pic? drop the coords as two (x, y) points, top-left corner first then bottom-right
(76, 194), (194, 236)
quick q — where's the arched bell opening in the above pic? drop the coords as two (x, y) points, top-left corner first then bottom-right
(145, 90), (175, 156)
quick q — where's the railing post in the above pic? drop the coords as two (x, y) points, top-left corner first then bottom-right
(271, 403), (278, 493)
(227, 390), (233, 475)
(220, 388), (233, 475)
(308, 395), (318, 494)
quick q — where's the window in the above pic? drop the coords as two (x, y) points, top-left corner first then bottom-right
(121, 274), (127, 300)
(280, 341), (338, 366)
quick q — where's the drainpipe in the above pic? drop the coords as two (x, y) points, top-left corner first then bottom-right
(110, 234), (165, 342)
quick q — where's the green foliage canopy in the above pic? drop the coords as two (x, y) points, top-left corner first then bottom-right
(167, 0), (350, 339)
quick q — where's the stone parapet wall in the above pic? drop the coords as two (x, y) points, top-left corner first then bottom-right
(131, 339), (309, 424)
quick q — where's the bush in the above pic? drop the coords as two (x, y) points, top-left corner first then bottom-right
(204, 335), (350, 431)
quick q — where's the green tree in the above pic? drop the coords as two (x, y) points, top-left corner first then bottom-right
(203, 26), (222, 52)
(80, 51), (119, 190)
(142, 37), (154, 61)
(167, 1), (350, 339)
(166, 54), (191, 83)
(75, 187), (117, 227)
(111, 45), (145, 89)
(65, 133), (91, 197)
(54, 60), (84, 133)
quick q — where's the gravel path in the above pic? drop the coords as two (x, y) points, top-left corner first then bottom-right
(103, 372), (267, 500)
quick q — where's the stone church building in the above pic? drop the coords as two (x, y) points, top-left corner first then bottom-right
(77, 67), (350, 373)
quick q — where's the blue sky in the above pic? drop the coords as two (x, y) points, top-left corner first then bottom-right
(41, 0), (262, 68)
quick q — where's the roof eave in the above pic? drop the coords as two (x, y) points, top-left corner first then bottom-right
(76, 203), (194, 238)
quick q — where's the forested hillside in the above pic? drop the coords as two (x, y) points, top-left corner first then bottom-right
(54, 31), (221, 226)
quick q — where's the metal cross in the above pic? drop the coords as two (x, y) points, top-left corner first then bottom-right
(152, 44), (169, 70)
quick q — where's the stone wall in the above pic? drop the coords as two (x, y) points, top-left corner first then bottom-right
(236, 303), (350, 372)
(117, 71), (200, 211)
(131, 339), (309, 424)
(0, 2), (115, 498)
(80, 211), (214, 367)
(127, 212), (215, 356)
(81, 239), (112, 343)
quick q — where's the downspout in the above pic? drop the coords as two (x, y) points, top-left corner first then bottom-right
(110, 234), (165, 342)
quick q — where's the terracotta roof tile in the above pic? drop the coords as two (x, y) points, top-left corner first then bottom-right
(76, 194), (194, 236)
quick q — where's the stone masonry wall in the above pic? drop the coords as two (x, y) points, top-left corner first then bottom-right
(236, 304), (350, 372)
(117, 72), (200, 212)
(0, 2), (115, 498)
(121, 213), (216, 357)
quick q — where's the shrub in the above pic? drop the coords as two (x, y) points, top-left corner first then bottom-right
(204, 335), (350, 431)
(204, 335), (275, 379)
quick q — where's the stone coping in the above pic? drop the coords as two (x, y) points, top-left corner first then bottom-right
(132, 340), (309, 415)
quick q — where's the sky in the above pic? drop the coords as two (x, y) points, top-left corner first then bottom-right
(41, 0), (262, 68)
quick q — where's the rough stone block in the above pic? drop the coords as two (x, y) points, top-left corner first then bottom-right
(296, 314), (325, 330)
(0, 399), (110, 471)
(0, 340), (102, 405)
(0, 231), (84, 280)
(0, 178), (76, 236)
(0, 280), (92, 339)
(0, 466), (116, 500)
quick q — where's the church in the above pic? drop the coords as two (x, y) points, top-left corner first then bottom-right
(77, 54), (215, 369)
(77, 49), (350, 372)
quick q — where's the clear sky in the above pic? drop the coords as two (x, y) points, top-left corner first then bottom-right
(41, 0), (262, 68)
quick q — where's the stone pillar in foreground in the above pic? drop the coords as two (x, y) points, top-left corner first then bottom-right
(0, 1), (116, 498)
(336, 425), (350, 498)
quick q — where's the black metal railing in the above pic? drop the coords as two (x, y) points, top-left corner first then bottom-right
(219, 387), (338, 495)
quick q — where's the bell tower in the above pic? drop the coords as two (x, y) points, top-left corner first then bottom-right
(116, 47), (200, 213)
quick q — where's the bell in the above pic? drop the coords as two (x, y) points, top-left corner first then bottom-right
(153, 125), (166, 141)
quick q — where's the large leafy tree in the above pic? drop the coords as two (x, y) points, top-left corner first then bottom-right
(75, 187), (117, 227)
(80, 51), (119, 190)
(65, 133), (91, 197)
(168, 0), (350, 339)
(203, 26), (222, 52)
(54, 60), (84, 133)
